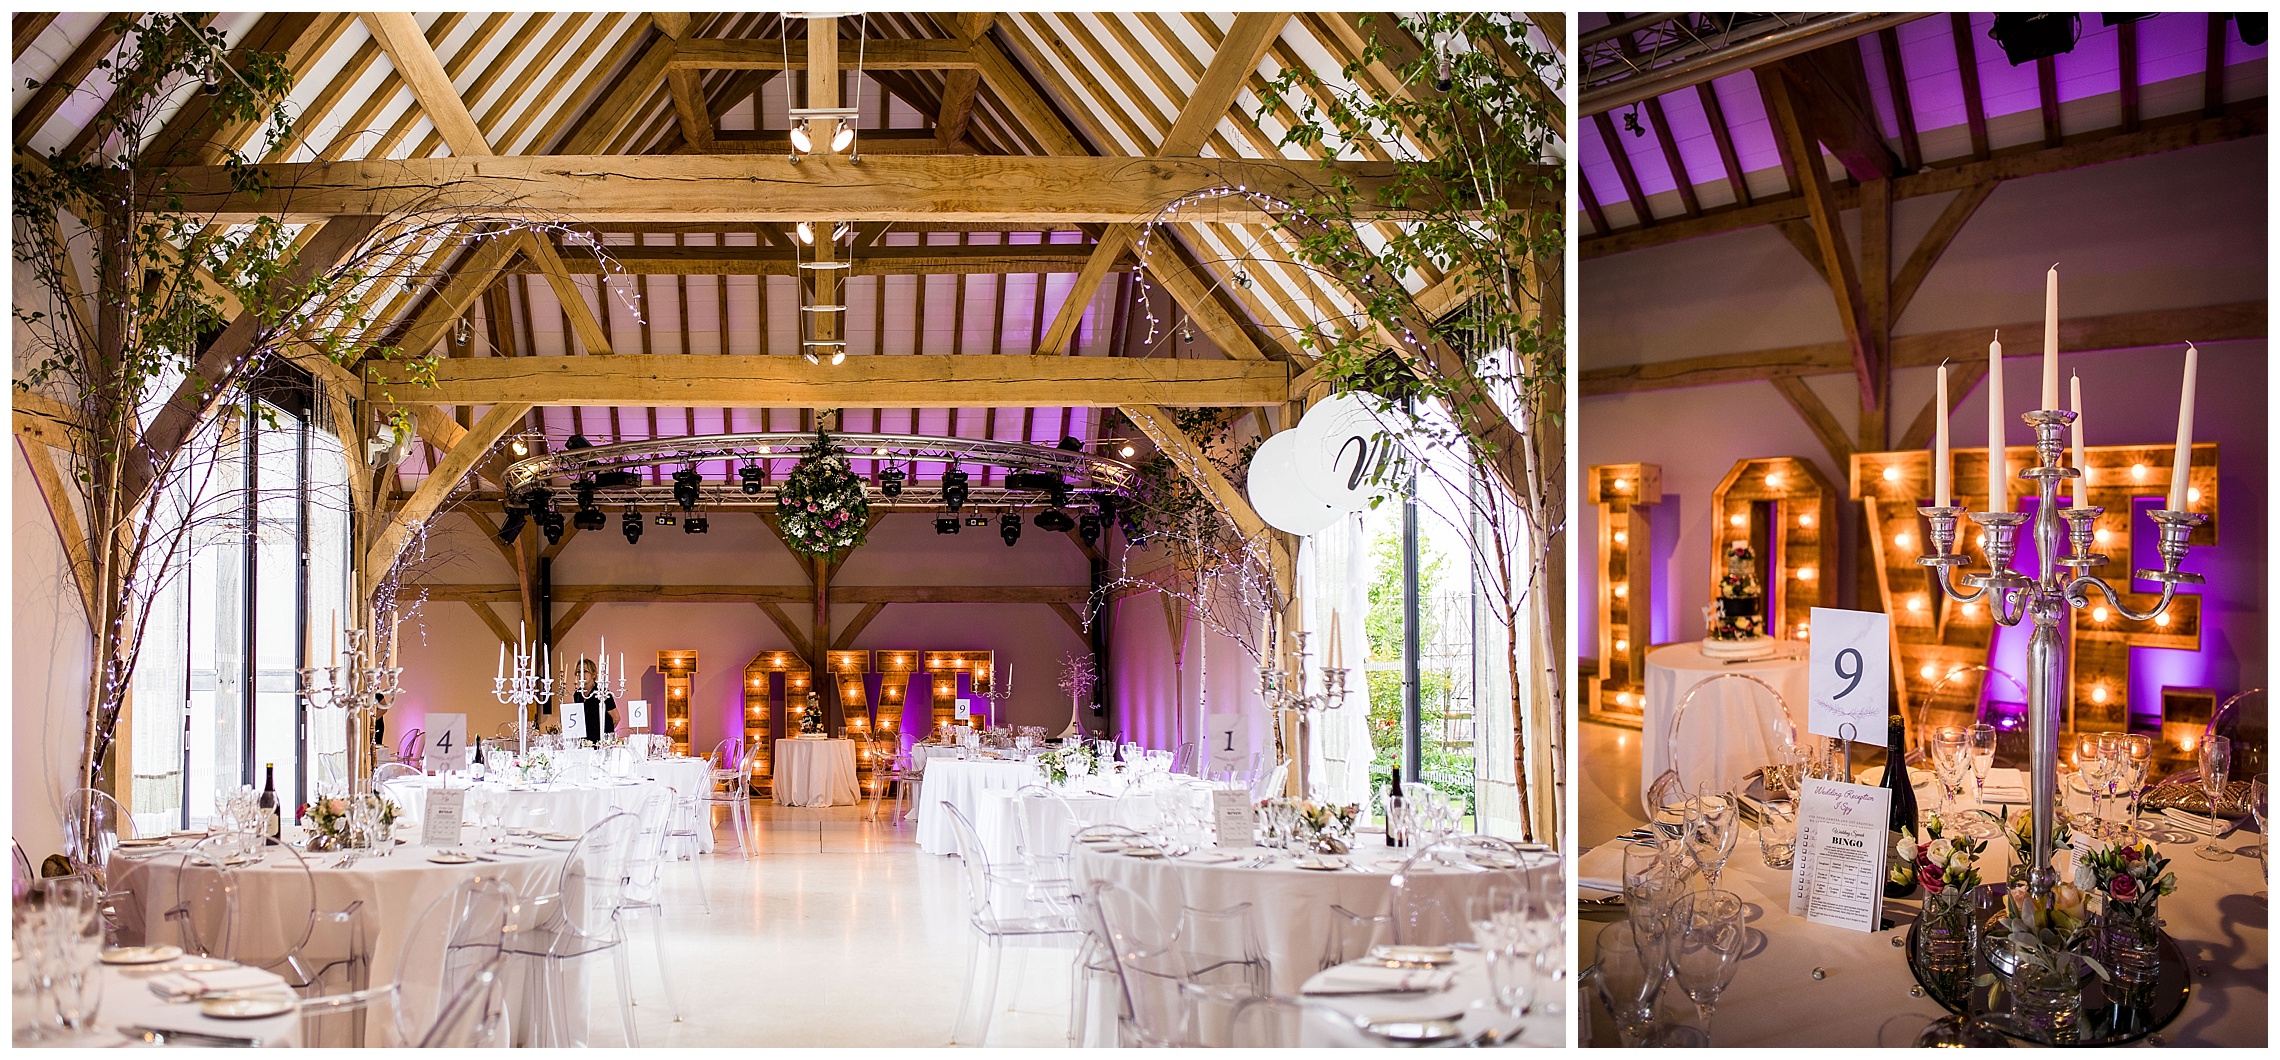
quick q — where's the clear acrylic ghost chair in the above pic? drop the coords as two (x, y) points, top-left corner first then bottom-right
(1386, 835), (1525, 945)
(1175, 901), (1272, 1046)
(616, 788), (683, 1023)
(944, 803), (1083, 1046)
(1226, 995), (1381, 1047)
(166, 837), (242, 959)
(1062, 824), (1146, 1045)
(12, 839), (34, 902)
(663, 786), (711, 913)
(2208, 689), (2267, 781)
(373, 762), (422, 784)
(1660, 672), (1797, 799)
(1171, 742), (1200, 777)
(702, 752), (756, 859)
(61, 787), (142, 944)
(1076, 876), (1189, 1046)
(503, 811), (640, 1047)
(867, 741), (919, 824)
(297, 875), (517, 1047)
(1318, 904), (1388, 971)
(1012, 784), (1081, 891)
(1251, 761), (1291, 801)
(396, 729), (425, 765)
(1917, 665), (2031, 769)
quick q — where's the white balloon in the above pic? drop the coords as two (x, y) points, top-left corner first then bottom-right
(1247, 430), (1342, 535)
(1291, 392), (1397, 513)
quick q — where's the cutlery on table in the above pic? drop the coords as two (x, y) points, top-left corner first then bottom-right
(125, 1025), (263, 1047)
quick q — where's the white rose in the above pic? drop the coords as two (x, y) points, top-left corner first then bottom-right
(1928, 838), (1956, 867)
(1897, 834), (1918, 861)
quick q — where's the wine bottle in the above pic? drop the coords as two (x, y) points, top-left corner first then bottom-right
(1386, 766), (1405, 847)
(1883, 714), (1921, 898)
(258, 763), (282, 845)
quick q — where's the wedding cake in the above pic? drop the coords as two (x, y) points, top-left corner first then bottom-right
(1702, 538), (1777, 660)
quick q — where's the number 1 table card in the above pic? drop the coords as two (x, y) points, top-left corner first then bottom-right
(1787, 777), (1891, 932)
(1807, 607), (1890, 743)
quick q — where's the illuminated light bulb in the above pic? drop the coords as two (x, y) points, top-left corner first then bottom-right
(2094, 528), (2110, 545)
(1612, 477), (1628, 492)
(1894, 532), (1913, 549)
(831, 348), (846, 365)
(1975, 533), (1987, 550)
(2131, 463), (2147, 481)
(1798, 514), (1814, 528)
(1882, 465), (1900, 483)
(1906, 596), (1924, 613)
(1613, 584), (1628, 599)
(1796, 566), (1816, 581)
(1615, 639), (1629, 652)
(796, 221), (815, 245)
(2092, 606), (2109, 622)
(1766, 472), (1785, 488)
(1796, 624), (1810, 640)
(1118, 444), (1136, 458)
(1616, 692), (1632, 707)
(1729, 513), (1746, 528)
(831, 120), (855, 152)
(2090, 685), (2108, 704)
(2187, 487), (2201, 504)
(789, 118), (813, 153)
(1919, 663), (1936, 680)
(2154, 612), (2170, 628)
(1613, 531), (1627, 545)
(1962, 602), (1979, 617)
(804, 350), (820, 365)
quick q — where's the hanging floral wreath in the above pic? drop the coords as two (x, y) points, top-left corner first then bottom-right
(777, 431), (871, 557)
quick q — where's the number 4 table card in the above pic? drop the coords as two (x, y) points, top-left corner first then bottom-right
(1787, 777), (1892, 932)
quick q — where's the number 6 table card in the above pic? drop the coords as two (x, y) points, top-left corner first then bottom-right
(1787, 776), (1891, 933)
(1807, 607), (1891, 743)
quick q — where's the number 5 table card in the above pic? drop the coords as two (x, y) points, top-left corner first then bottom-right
(1788, 777), (1891, 933)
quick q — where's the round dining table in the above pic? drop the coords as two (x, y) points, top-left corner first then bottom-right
(1301, 947), (1563, 1047)
(774, 738), (861, 807)
(914, 757), (1040, 855)
(379, 774), (675, 843)
(1576, 810), (2268, 1046)
(13, 958), (302, 1047)
(1641, 640), (1810, 794)
(107, 833), (567, 1046)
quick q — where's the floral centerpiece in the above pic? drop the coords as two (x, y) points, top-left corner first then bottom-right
(1263, 798), (1360, 853)
(1036, 743), (1100, 786)
(1983, 881), (2105, 1042)
(778, 431), (871, 557)
(1909, 812), (1988, 991)
(2079, 838), (2176, 1004)
(1991, 807), (2071, 885)
(300, 794), (401, 851)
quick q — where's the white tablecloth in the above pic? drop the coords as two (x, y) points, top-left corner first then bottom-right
(635, 757), (714, 852)
(1303, 947), (1563, 1047)
(1642, 641), (1810, 794)
(1073, 845), (1543, 995)
(109, 838), (565, 1045)
(13, 960), (301, 1047)
(774, 739), (860, 807)
(1576, 820), (2268, 1046)
(380, 776), (672, 843)
(915, 758), (1042, 855)
(972, 787), (1165, 867)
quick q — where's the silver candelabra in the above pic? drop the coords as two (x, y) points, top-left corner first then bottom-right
(1258, 630), (1350, 799)
(494, 635), (554, 756)
(296, 627), (403, 793)
(1918, 408), (2204, 912)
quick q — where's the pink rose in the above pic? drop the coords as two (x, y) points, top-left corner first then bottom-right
(2108, 874), (2138, 901)
(1918, 860), (1944, 894)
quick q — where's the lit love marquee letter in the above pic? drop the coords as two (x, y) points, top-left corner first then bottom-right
(1707, 457), (1839, 646)
(1585, 462), (1662, 726)
(1851, 443), (2215, 733)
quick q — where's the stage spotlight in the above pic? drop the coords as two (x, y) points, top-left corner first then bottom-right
(999, 511), (1023, 546)
(539, 508), (566, 545)
(684, 515), (709, 534)
(672, 467), (703, 511)
(934, 516), (961, 535)
(739, 463), (766, 495)
(656, 511), (677, 527)
(573, 504), (606, 531)
(510, 437), (530, 457)
(942, 468), (970, 511)
(566, 433), (593, 450)
(880, 465), (905, 498)
(1118, 443), (1136, 458)
(1077, 512), (1102, 547)
(1988, 13), (2079, 65)
(596, 470), (638, 488)
(1005, 470), (1060, 493)
(523, 488), (554, 518)
(621, 508), (644, 544)
(497, 507), (526, 544)
(965, 513), (989, 527)
(1047, 483), (1072, 509)
(1057, 436), (1084, 452)
(1034, 508), (1075, 533)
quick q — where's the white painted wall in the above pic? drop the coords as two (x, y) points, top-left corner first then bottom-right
(12, 443), (92, 861)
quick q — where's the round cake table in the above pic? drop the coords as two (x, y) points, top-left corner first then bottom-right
(1641, 640), (1810, 794)
(773, 738), (860, 807)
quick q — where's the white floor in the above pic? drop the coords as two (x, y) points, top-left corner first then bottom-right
(582, 800), (1081, 1048)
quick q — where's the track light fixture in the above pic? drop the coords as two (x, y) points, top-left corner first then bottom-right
(684, 515), (709, 534)
(880, 465), (905, 498)
(830, 120), (855, 153)
(942, 468), (970, 511)
(510, 437), (530, 457)
(796, 220), (815, 245)
(832, 221), (853, 243)
(202, 62), (223, 94)
(790, 118), (814, 154)
(497, 507), (526, 545)
(739, 463), (766, 495)
(1118, 444), (1136, 459)
(934, 516), (961, 535)
(1034, 508), (1075, 533)
(621, 507), (644, 544)
(998, 511), (1023, 547)
(454, 317), (472, 346)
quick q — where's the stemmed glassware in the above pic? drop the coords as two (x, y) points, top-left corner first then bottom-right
(1929, 727), (1971, 818)
(2121, 734), (2154, 832)
(2248, 774), (2268, 900)
(2073, 732), (2109, 828)
(17, 877), (105, 1038)
(1967, 723), (1997, 802)
(1664, 889), (1744, 1044)
(2196, 735), (2234, 862)
(1680, 792), (1739, 887)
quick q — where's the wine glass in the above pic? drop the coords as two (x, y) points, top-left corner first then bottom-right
(1681, 792), (1739, 887)
(2121, 734), (2154, 833)
(2072, 732), (2109, 827)
(1967, 724), (1997, 804)
(1664, 889), (1744, 1043)
(1928, 728), (1971, 818)
(2248, 774), (2268, 899)
(1591, 921), (1663, 1047)
(2196, 735), (2234, 862)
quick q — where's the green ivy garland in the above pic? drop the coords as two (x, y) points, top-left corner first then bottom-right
(778, 431), (870, 557)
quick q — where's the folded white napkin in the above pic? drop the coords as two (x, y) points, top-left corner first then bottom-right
(1980, 768), (2029, 803)
(147, 966), (280, 1001)
(2160, 808), (2224, 836)
(1574, 840), (1626, 897)
(1304, 964), (1455, 995)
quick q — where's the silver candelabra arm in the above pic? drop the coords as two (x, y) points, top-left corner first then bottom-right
(2063, 508), (2206, 620)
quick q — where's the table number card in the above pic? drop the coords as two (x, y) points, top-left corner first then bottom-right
(626, 699), (650, 730)
(420, 788), (467, 847)
(1206, 714), (1247, 773)
(561, 699), (588, 741)
(1210, 788), (1254, 848)
(422, 713), (468, 774)
(954, 698), (973, 721)
(1787, 776), (1891, 932)
(1807, 607), (1890, 743)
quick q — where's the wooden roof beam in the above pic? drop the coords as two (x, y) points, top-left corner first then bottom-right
(362, 12), (493, 157)
(1760, 67), (1881, 411)
(667, 37), (980, 71)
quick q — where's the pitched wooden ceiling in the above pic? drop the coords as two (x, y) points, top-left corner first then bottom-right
(15, 12), (1560, 499)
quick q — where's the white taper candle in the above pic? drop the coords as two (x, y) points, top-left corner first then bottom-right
(2042, 265), (2060, 411)
(2167, 344), (2198, 511)
(1987, 332), (2006, 511)
(2069, 374), (2087, 509)
(1934, 363), (1951, 507)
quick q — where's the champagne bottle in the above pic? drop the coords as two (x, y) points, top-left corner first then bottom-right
(1883, 714), (1921, 898)
(258, 763), (282, 845)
